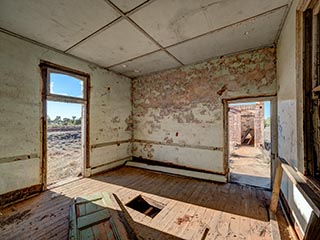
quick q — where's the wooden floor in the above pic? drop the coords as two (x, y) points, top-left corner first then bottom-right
(0, 167), (289, 240)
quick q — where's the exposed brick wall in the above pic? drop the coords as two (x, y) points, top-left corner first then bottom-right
(229, 103), (264, 148)
(239, 106), (255, 139)
(254, 102), (265, 148)
(228, 108), (241, 148)
(132, 47), (276, 174)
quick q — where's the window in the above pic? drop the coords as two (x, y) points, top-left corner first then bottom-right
(39, 61), (89, 188)
(302, 3), (320, 181)
(49, 71), (84, 98)
(48, 69), (86, 100)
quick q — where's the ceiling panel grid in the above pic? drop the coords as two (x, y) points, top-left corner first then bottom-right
(0, 0), (291, 77)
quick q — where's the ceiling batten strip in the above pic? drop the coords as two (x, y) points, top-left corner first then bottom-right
(164, 4), (289, 50)
(104, 0), (184, 66)
(0, 27), (113, 72)
(105, 4), (289, 70)
(64, 0), (155, 54)
(125, 0), (156, 15)
(64, 16), (122, 53)
(106, 49), (163, 68)
(274, 1), (294, 44)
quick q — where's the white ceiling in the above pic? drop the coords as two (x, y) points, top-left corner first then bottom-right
(0, 0), (290, 78)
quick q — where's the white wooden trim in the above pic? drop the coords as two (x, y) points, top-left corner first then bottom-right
(126, 161), (227, 183)
(90, 159), (128, 175)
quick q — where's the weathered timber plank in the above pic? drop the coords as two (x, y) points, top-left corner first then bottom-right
(270, 159), (283, 213)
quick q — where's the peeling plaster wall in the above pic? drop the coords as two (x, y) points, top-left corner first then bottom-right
(0, 32), (132, 196)
(132, 47), (276, 175)
(277, 0), (313, 235)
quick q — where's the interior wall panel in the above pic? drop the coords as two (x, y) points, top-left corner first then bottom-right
(132, 47), (277, 175)
(276, 0), (313, 234)
(0, 32), (131, 197)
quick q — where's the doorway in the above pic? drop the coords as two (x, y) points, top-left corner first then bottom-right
(47, 101), (83, 185)
(227, 101), (272, 189)
(40, 63), (89, 188)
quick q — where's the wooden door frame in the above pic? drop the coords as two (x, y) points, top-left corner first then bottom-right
(39, 61), (90, 190)
(223, 95), (277, 188)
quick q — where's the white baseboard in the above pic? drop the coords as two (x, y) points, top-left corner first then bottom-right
(125, 161), (227, 183)
(90, 158), (129, 175)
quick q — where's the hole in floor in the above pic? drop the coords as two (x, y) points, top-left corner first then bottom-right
(126, 195), (163, 218)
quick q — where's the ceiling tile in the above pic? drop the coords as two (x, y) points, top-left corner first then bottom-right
(0, 0), (120, 51)
(109, 0), (147, 13)
(109, 50), (181, 77)
(130, 0), (289, 47)
(167, 7), (286, 65)
(68, 19), (160, 67)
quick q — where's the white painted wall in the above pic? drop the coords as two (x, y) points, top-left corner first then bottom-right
(0, 32), (132, 195)
(276, 0), (313, 234)
(132, 47), (277, 179)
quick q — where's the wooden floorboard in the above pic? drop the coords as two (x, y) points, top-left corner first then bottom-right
(0, 166), (289, 240)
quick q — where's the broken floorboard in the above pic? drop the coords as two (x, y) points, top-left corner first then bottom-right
(0, 167), (288, 239)
(69, 192), (137, 240)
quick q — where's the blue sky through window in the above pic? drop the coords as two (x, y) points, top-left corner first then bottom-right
(50, 73), (83, 97)
(47, 73), (83, 119)
(264, 102), (270, 118)
(47, 101), (82, 119)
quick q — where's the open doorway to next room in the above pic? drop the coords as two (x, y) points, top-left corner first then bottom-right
(228, 101), (271, 189)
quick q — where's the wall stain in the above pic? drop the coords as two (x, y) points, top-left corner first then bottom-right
(164, 137), (174, 144)
(133, 47), (276, 125)
(217, 84), (227, 96)
(142, 143), (155, 159)
(125, 114), (133, 132)
(111, 116), (120, 123)
(132, 47), (276, 169)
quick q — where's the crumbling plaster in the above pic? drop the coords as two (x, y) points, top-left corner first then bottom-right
(0, 32), (132, 195)
(132, 47), (276, 175)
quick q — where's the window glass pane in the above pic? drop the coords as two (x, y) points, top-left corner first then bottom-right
(50, 72), (83, 98)
(47, 101), (82, 123)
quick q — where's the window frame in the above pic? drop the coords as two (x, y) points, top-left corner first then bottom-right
(39, 61), (90, 190)
(47, 68), (87, 104)
(300, 0), (320, 182)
